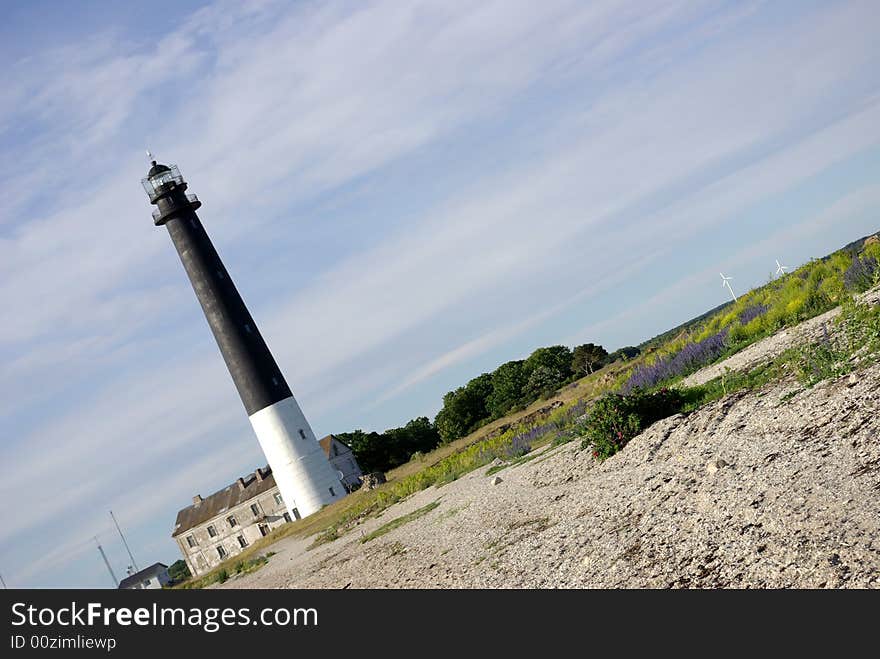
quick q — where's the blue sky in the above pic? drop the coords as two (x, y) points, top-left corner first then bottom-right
(1, 0), (879, 588)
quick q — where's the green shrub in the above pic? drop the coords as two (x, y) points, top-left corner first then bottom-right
(580, 389), (686, 460)
(217, 569), (228, 584)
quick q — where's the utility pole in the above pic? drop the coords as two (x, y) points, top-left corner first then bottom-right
(95, 537), (118, 587)
(109, 510), (138, 572)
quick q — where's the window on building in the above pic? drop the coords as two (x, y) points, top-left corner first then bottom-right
(250, 503), (261, 517)
(207, 525), (217, 538)
(298, 428), (306, 439)
(217, 546), (227, 559)
(272, 377), (279, 386)
(186, 534), (196, 548)
(283, 512), (292, 523)
(259, 524), (269, 537)
(237, 535), (248, 548)
(273, 493), (283, 506)
(244, 323), (252, 333)
(227, 515), (237, 528)
(329, 487), (336, 497)
(143, 579), (151, 587)
(217, 269), (225, 279)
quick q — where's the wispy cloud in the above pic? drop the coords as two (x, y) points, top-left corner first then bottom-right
(2, 0), (879, 587)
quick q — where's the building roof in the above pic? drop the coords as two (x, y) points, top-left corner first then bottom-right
(118, 562), (168, 590)
(172, 466), (278, 538)
(318, 434), (352, 456)
(173, 439), (351, 537)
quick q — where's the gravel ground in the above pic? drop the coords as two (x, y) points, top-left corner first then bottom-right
(223, 361), (880, 588)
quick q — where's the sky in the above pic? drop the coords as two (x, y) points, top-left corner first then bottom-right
(1, 0), (879, 588)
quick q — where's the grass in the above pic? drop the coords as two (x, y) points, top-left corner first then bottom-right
(485, 450), (543, 476)
(485, 517), (556, 554)
(484, 464), (506, 476)
(360, 500), (441, 543)
(686, 297), (880, 404)
(436, 503), (469, 521)
(177, 551), (276, 589)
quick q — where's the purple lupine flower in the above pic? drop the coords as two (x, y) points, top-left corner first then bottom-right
(622, 328), (729, 392)
(738, 303), (769, 325)
(844, 255), (878, 293)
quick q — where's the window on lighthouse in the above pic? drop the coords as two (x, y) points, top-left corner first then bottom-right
(298, 429), (306, 440)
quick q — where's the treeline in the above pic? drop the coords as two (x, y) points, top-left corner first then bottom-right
(433, 343), (638, 442)
(337, 342), (640, 474)
(334, 417), (441, 474)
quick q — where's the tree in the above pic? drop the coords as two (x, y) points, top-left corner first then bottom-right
(337, 418), (443, 474)
(336, 429), (386, 473)
(434, 373), (493, 442)
(167, 559), (191, 584)
(608, 346), (640, 363)
(486, 360), (527, 418)
(572, 343), (609, 375)
(524, 365), (566, 400)
(523, 346), (573, 380)
(383, 417), (442, 466)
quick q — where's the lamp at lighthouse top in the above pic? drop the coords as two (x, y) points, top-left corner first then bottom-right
(141, 159), (185, 203)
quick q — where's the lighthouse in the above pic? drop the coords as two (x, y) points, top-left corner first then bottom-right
(142, 158), (345, 518)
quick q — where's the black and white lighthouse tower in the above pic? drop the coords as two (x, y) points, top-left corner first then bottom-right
(142, 158), (344, 518)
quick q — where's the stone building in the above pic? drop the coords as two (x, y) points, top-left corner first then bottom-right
(172, 435), (361, 577)
(118, 563), (171, 590)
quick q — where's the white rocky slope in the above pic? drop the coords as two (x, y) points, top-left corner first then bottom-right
(222, 292), (880, 589)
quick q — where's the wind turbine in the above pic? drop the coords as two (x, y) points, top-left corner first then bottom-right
(720, 272), (737, 302)
(775, 259), (790, 277)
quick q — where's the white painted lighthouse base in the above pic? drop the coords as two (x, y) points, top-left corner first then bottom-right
(248, 396), (345, 518)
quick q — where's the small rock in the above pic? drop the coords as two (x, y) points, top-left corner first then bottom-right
(491, 476), (503, 485)
(846, 374), (859, 387)
(359, 471), (387, 490)
(490, 458), (504, 467)
(706, 458), (728, 474)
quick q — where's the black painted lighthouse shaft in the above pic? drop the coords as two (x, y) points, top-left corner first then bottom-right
(166, 213), (292, 415)
(145, 163), (292, 416)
